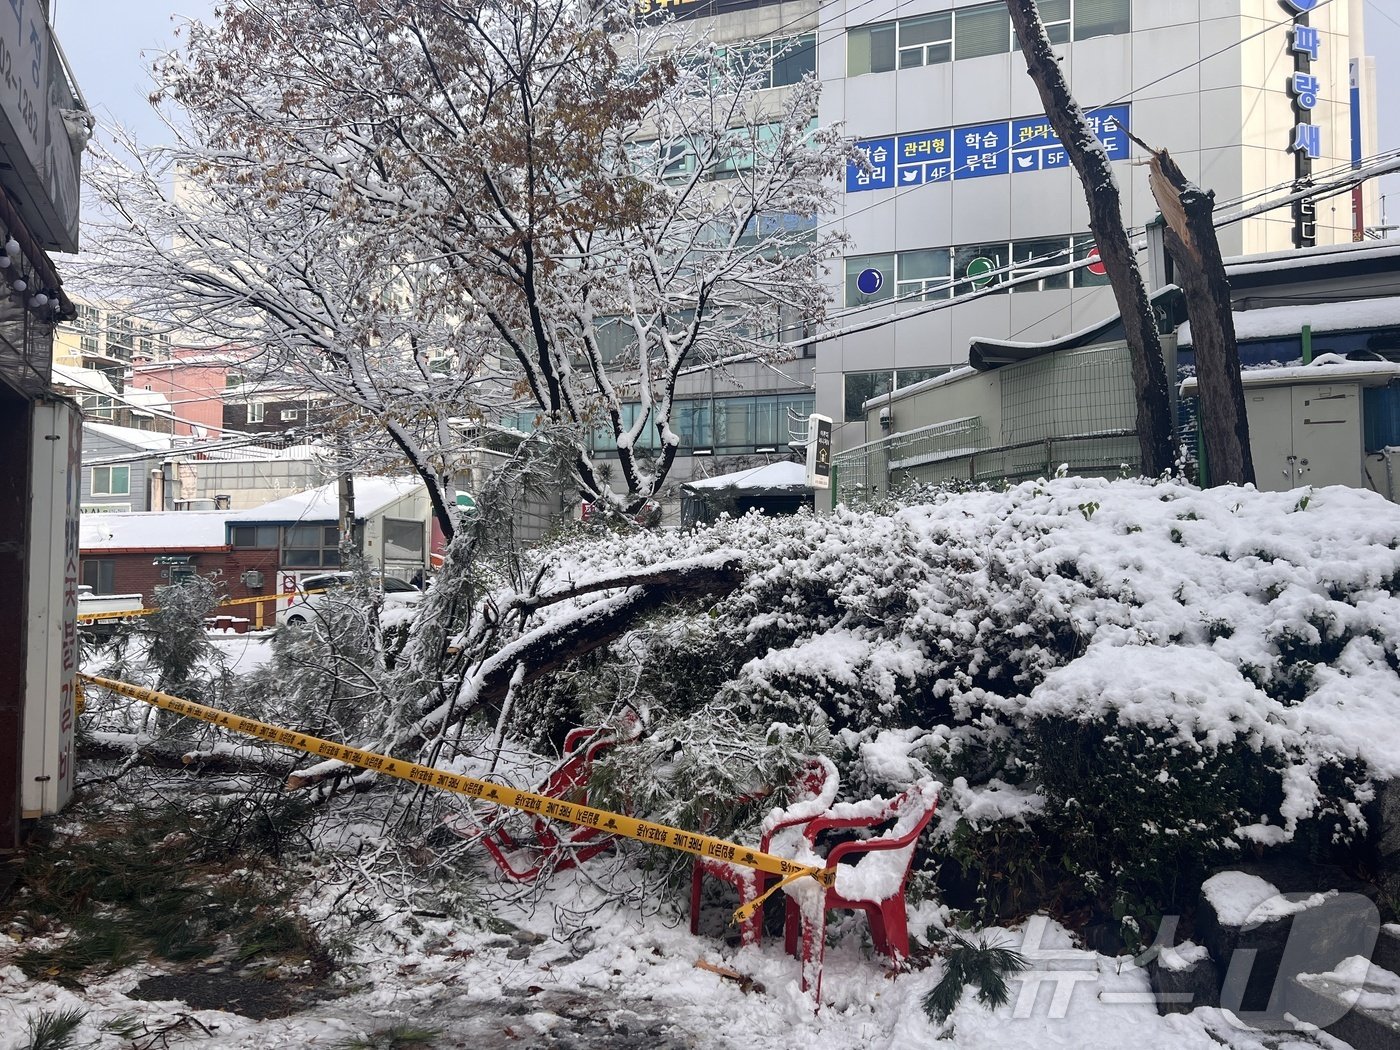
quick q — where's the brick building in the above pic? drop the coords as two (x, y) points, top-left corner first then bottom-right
(78, 511), (282, 627)
(78, 476), (433, 623)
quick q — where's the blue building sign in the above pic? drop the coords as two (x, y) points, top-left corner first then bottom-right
(856, 267), (884, 295)
(847, 105), (1131, 193)
(954, 122), (1010, 179)
(895, 129), (953, 185)
(846, 137), (896, 192)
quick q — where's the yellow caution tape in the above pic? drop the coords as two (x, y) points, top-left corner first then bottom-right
(76, 606), (159, 623)
(78, 673), (835, 895)
(77, 590), (331, 624)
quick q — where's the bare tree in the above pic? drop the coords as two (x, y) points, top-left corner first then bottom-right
(143, 0), (847, 513)
(1006, 0), (1174, 477)
(79, 130), (508, 540)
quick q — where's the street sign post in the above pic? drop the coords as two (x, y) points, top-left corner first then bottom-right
(806, 413), (833, 490)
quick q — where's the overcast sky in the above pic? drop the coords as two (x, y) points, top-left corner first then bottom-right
(54, 0), (1400, 231)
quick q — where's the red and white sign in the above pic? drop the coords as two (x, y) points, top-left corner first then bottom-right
(1086, 246), (1107, 277)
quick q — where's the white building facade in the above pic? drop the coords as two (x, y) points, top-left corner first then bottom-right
(812, 0), (1377, 453)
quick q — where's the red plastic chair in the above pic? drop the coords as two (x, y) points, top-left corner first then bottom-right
(465, 717), (637, 881)
(779, 778), (940, 999)
(689, 757), (839, 945)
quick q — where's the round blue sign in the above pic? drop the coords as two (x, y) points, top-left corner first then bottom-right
(1282, 0), (1317, 11)
(856, 267), (884, 296)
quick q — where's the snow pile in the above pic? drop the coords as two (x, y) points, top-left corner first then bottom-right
(1201, 870), (1336, 927)
(519, 476), (1400, 914)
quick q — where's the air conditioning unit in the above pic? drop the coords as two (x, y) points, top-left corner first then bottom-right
(240, 570), (264, 589)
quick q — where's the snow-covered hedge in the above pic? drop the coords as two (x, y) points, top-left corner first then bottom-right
(511, 478), (1400, 921)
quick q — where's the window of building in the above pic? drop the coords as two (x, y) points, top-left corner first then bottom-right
(1012, 236), (1072, 291)
(770, 34), (816, 87)
(280, 409), (299, 421)
(898, 13), (953, 69)
(281, 524), (342, 568)
(629, 137), (696, 183)
(230, 524), (278, 549)
(737, 211), (819, 250)
(952, 242), (1012, 294)
(1074, 0), (1131, 40)
(80, 393), (116, 420)
(1072, 233), (1111, 288)
(845, 252), (895, 307)
(383, 519), (425, 562)
(847, 234), (1109, 306)
(849, 0), (1127, 77)
(844, 368), (951, 421)
(954, 4), (1011, 61)
(661, 139), (697, 181)
(728, 34), (816, 89)
(898, 248), (953, 301)
(108, 317), (134, 357)
(594, 317), (637, 365)
(90, 465), (130, 497)
(588, 392), (815, 455)
(81, 558), (116, 595)
(247, 402), (265, 423)
(712, 122), (784, 179)
(1036, 0), (1073, 45)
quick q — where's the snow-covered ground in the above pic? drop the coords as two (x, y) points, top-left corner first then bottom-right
(0, 856), (1327, 1050)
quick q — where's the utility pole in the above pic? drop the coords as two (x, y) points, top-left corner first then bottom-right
(336, 430), (357, 567)
(1005, 0), (1174, 478)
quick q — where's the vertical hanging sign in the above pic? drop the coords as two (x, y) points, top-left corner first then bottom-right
(1349, 57), (1364, 241)
(1284, 0), (1321, 248)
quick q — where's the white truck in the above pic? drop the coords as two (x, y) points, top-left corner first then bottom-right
(77, 587), (147, 624)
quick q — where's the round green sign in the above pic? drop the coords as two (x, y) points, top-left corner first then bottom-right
(965, 256), (996, 290)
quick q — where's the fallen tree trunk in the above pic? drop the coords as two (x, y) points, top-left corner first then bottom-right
(80, 734), (296, 777)
(285, 556), (746, 793)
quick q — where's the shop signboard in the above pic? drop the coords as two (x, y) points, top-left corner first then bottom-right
(848, 105), (1131, 194)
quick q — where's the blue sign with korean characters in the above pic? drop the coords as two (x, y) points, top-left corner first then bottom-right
(1011, 105), (1130, 171)
(846, 137), (896, 192)
(895, 129), (953, 186)
(954, 122), (1010, 179)
(846, 105), (1132, 193)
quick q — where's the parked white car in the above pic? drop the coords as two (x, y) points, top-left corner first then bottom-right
(280, 572), (423, 628)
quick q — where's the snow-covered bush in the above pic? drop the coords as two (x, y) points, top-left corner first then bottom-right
(514, 478), (1400, 925)
(587, 706), (830, 882)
